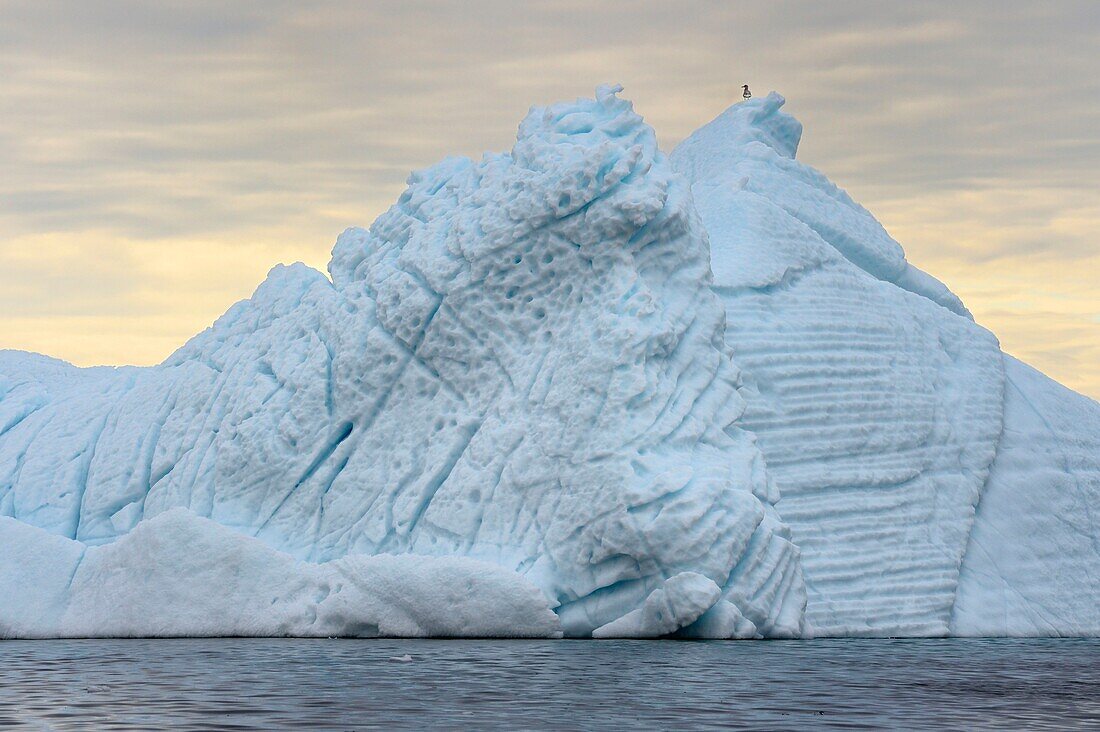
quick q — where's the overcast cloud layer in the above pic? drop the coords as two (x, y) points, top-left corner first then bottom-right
(1, 1), (1098, 397)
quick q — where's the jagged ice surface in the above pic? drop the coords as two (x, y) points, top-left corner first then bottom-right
(1, 88), (1097, 638)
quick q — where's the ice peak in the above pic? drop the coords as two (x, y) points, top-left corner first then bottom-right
(330, 85), (672, 288)
(595, 82), (624, 102)
(671, 91), (973, 315)
(512, 84), (655, 171)
(670, 91), (802, 184)
(729, 91), (801, 158)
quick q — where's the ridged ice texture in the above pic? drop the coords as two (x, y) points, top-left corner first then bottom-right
(672, 94), (1007, 636)
(0, 87), (807, 638)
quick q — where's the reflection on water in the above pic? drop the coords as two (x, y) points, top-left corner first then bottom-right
(0, 638), (1097, 730)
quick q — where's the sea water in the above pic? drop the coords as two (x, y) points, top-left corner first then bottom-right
(1, 638), (1097, 730)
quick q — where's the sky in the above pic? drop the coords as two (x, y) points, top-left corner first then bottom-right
(1, 1), (1098, 398)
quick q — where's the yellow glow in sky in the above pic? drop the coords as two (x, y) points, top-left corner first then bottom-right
(1, 2), (1097, 399)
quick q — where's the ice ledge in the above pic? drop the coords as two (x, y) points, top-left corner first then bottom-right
(0, 509), (562, 639)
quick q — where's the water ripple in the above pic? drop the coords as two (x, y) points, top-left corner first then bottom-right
(0, 638), (1098, 730)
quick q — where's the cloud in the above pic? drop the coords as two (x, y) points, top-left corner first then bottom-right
(0, 0), (1097, 397)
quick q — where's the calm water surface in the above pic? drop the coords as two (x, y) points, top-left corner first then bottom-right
(0, 638), (1097, 730)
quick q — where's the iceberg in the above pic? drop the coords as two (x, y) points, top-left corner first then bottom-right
(1, 87), (1097, 638)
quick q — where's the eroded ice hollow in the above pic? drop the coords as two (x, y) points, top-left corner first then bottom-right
(2, 87), (1098, 638)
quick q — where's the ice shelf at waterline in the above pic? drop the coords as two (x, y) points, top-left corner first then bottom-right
(2, 87), (1098, 638)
